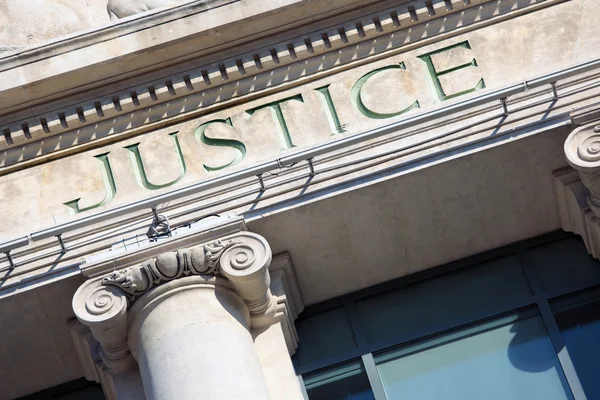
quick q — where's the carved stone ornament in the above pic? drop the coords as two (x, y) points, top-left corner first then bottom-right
(71, 278), (132, 373)
(564, 123), (600, 216)
(72, 232), (300, 379)
(102, 239), (237, 301)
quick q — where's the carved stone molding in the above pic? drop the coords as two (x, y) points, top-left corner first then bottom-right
(68, 319), (147, 400)
(0, 0), (562, 170)
(554, 167), (600, 258)
(269, 253), (304, 355)
(71, 276), (134, 373)
(72, 231), (290, 374)
(101, 238), (238, 301)
(556, 120), (600, 259)
(564, 122), (600, 217)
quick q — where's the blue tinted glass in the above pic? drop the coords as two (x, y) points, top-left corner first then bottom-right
(294, 307), (357, 367)
(375, 311), (573, 400)
(356, 255), (531, 345)
(303, 360), (375, 400)
(553, 288), (600, 400)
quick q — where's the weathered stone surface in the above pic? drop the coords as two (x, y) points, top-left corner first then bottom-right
(0, 0), (196, 51)
(71, 230), (301, 399)
(108, 0), (190, 20)
(0, 276), (86, 399)
(3, 0), (593, 398)
(0, 0), (596, 240)
(0, 0), (109, 50)
(248, 128), (572, 304)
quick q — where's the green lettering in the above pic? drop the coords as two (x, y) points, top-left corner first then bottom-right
(418, 41), (485, 102)
(351, 63), (420, 119)
(64, 153), (117, 215)
(315, 85), (344, 135)
(246, 94), (304, 150)
(125, 132), (187, 190)
(195, 118), (247, 172)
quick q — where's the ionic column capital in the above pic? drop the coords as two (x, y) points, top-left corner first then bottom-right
(72, 231), (279, 373)
(553, 118), (600, 260)
(565, 122), (600, 215)
(72, 276), (133, 373)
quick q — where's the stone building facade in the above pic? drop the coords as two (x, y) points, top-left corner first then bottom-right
(2, 0), (600, 399)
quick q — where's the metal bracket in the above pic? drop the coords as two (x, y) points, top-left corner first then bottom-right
(500, 97), (509, 117)
(4, 251), (16, 270)
(307, 158), (316, 177)
(57, 234), (67, 254)
(257, 174), (266, 192)
(550, 82), (559, 101)
(147, 207), (171, 241)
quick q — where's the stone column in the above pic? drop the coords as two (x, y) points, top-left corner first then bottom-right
(565, 123), (600, 215)
(129, 276), (271, 400)
(72, 232), (297, 400)
(556, 121), (600, 258)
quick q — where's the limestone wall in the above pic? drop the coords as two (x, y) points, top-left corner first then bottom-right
(0, 0), (194, 51)
(0, 0), (596, 240)
(0, 0), (109, 51)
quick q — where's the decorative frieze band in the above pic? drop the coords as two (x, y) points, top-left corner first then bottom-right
(102, 239), (237, 301)
(0, 0), (546, 161)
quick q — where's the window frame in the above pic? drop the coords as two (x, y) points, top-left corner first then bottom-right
(295, 231), (597, 400)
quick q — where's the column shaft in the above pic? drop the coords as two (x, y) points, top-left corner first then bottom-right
(130, 279), (271, 400)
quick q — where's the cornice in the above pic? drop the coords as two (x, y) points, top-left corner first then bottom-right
(570, 104), (600, 129)
(1, 58), (595, 295)
(0, 0), (563, 173)
(0, 0), (235, 71)
(0, 0), (380, 115)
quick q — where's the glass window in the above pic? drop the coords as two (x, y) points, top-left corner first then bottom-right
(374, 310), (573, 400)
(355, 255), (531, 345)
(57, 385), (105, 400)
(294, 307), (358, 368)
(552, 288), (600, 400)
(529, 238), (600, 293)
(303, 359), (375, 400)
(18, 379), (105, 399)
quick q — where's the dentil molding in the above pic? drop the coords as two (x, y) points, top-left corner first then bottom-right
(0, 0), (562, 170)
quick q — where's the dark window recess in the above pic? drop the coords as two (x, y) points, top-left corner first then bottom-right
(294, 307), (358, 368)
(355, 255), (531, 345)
(303, 360), (375, 400)
(18, 379), (105, 399)
(529, 237), (600, 293)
